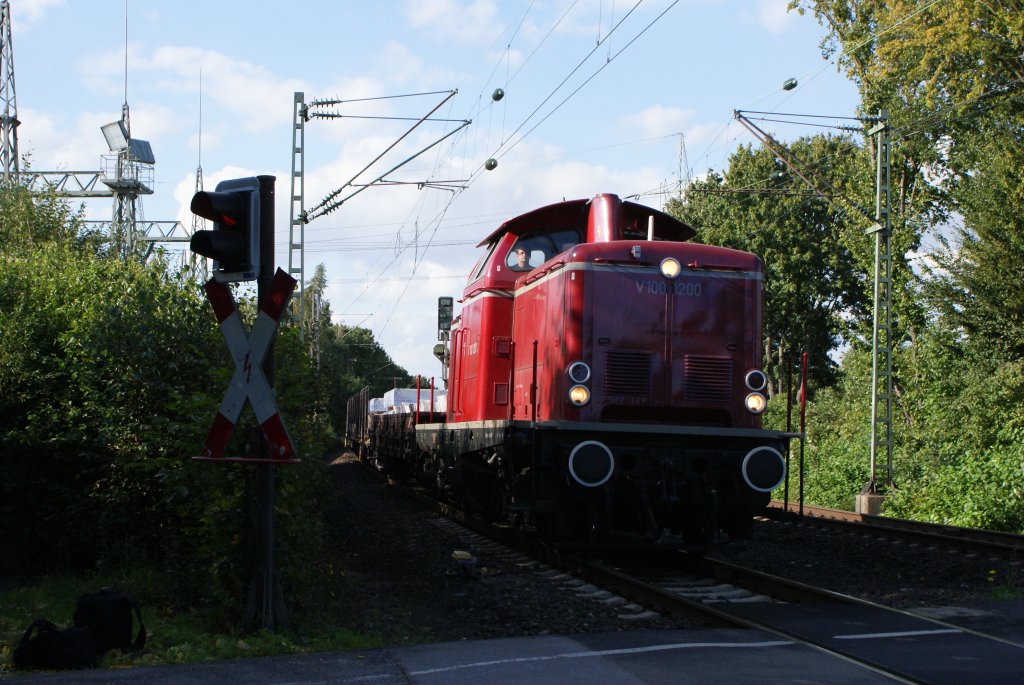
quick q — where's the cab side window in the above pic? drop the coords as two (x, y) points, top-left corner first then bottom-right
(469, 241), (500, 282)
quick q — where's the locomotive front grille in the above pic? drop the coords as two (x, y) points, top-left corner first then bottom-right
(604, 349), (653, 397)
(682, 355), (733, 403)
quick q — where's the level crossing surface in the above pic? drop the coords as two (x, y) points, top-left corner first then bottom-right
(4, 629), (888, 685)
(9, 601), (1024, 685)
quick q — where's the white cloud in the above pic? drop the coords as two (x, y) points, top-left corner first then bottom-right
(10, 0), (64, 30)
(404, 0), (500, 45)
(19, 107), (113, 169)
(373, 41), (464, 90)
(753, 0), (797, 35)
(619, 105), (696, 138)
(80, 45), (310, 134)
(126, 102), (186, 143)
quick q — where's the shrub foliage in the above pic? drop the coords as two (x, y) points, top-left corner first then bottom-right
(0, 182), (410, 627)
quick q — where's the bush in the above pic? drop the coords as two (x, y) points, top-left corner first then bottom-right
(0, 240), (336, 629)
(0, 246), (216, 571)
(886, 432), (1024, 532)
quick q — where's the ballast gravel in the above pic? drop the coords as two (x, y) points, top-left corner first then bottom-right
(325, 453), (695, 644)
(324, 452), (1022, 646)
(708, 514), (1024, 609)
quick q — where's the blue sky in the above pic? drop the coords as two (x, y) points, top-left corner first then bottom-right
(11, 0), (860, 379)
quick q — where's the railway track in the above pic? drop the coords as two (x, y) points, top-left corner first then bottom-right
(427, 510), (1024, 684)
(513, 536), (1024, 684)
(367, 462), (1024, 682)
(765, 501), (1024, 560)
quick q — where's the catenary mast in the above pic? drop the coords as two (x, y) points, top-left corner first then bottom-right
(1, 0), (19, 183)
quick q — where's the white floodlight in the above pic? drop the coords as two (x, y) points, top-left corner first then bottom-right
(101, 120), (130, 152)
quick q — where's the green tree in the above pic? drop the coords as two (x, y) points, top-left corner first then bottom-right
(791, 0), (1024, 520)
(0, 180), (96, 254)
(791, 0), (1023, 174)
(298, 263), (414, 441)
(793, 0), (1024, 351)
(667, 135), (875, 394)
(926, 135), (1024, 357)
(0, 243), (219, 570)
(304, 262), (332, 372)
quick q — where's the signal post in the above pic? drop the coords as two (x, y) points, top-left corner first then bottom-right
(190, 174), (296, 631)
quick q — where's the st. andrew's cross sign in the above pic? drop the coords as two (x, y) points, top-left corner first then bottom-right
(195, 268), (298, 463)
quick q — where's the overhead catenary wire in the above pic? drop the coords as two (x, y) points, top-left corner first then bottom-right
(452, 0), (650, 186)
(321, 1), (875, 352)
(691, 11), (954, 209)
(325, 1), (684, 343)
(686, 0), (947, 184)
(313, 0), (995, 361)
(305, 90), (469, 221)
(721, 73), (1024, 213)
(479, 1), (648, 167)
(307, 0), (954, 333)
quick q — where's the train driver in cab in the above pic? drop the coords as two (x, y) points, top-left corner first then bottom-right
(509, 246), (532, 270)
(507, 231), (580, 272)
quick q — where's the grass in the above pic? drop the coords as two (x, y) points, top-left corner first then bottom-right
(0, 569), (390, 674)
(987, 568), (1024, 601)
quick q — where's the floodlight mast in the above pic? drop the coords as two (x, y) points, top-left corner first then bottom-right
(4, 2), (187, 253)
(732, 110), (895, 509)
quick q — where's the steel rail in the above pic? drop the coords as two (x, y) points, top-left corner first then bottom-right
(558, 551), (1024, 683)
(547, 551), (921, 683)
(766, 501), (1024, 559)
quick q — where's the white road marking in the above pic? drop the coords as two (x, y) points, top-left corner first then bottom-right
(408, 640), (795, 676)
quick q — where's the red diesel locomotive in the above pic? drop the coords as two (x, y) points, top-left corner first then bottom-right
(351, 193), (795, 543)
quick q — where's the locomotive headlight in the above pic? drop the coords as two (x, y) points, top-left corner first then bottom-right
(569, 384), (591, 406)
(660, 257), (681, 279)
(567, 361), (591, 384)
(745, 369), (768, 391)
(745, 392), (767, 414)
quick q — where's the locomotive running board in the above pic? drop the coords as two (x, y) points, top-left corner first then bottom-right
(529, 420), (801, 441)
(415, 419), (801, 448)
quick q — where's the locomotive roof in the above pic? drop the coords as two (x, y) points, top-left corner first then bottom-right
(477, 194), (697, 247)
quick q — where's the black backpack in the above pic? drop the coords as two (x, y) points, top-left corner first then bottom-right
(12, 588), (146, 670)
(73, 588), (147, 654)
(12, 619), (101, 670)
